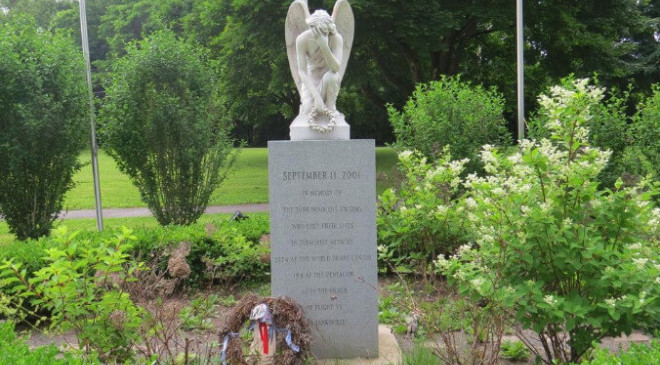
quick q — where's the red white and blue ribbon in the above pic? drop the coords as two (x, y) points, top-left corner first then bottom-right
(220, 332), (239, 365)
(249, 303), (301, 353)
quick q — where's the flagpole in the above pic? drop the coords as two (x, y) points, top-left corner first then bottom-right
(516, 0), (525, 140)
(78, 0), (104, 230)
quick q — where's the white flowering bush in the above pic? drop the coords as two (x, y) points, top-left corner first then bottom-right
(438, 79), (660, 363)
(377, 148), (470, 279)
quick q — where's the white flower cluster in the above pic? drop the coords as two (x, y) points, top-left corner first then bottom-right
(538, 79), (605, 133)
(470, 277), (485, 290)
(604, 298), (617, 308)
(476, 234), (495, 246)
(543, 295), (558, 307)
(434, 254), (449, 271)
(650, 208), (660, 230)
(398, 150), (413, 160)
(604, 294), (629, 309)
(632, 258), (648, 269)
(508, 152), (534, 177)
(520, 205), (531, 215)
(538, 139), (567, 167)
(422, 157), (467, 189)
(480, 144), (499, 174)
(457, 243), (473, 256)
(639, 291), (647, 306)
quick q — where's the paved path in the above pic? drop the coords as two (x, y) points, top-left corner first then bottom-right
(58, 203), (269, 219)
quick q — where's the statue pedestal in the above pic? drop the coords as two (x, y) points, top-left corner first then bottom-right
(289, 114), (350, 141)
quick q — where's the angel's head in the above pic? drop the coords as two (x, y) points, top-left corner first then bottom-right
(307, 10), (336, 35)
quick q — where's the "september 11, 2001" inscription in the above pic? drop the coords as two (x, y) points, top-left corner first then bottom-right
(269, 140), (378, 359)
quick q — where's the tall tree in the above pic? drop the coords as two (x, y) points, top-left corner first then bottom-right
(524, 0), (657, 90)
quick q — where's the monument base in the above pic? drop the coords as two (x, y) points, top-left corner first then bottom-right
(315, 325), (402, 365)
(269, 140), (378, 359)
(289, 114), (350, 140)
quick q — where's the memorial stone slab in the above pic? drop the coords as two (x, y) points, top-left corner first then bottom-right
(269, 140), (378, 359)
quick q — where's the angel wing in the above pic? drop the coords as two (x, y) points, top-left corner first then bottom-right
(332, 0), (354, 82)
(285, 0), (310, 97)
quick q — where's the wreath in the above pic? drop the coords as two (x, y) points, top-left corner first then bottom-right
(219, 295), (311, 365)
(308, 107), (337, 134)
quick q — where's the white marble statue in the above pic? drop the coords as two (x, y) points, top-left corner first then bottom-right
(286, 0), (354, 140)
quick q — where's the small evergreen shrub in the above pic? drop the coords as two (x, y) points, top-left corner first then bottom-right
(0, 16), (89, 240)
(101, 30), (235, 226)
(388, 76), (511, 174)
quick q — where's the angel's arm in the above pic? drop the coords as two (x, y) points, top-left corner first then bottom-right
(297, 35), (324, 108)
(315, 32), (342, 73)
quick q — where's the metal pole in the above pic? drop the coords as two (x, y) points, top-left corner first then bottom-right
(78, 0), (103, 230)
(516, 0), (525, 140)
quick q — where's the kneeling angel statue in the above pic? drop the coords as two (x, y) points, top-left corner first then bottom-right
(286, 0), (354, 140)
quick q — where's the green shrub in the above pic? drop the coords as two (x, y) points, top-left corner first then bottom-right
(500, 340), (530, 362)
(439, 79), (659, 363)
(0, 321), (100, 365)
(230, 215), (271, 243)
(178, 294), (219, 331)
(0, 227), (144, 362)
(578, 339), (660, 365)
(388, 76), (511, 174)
(0, 238), (50, 277)
(0, 16), (89, 240)
(0, 217), (270, 304)
(377, 283), (408, 331)
(419, 294), (506, 365)
(101, 30), (235, 226)
(198, 222), (269, 285)
(377, 148), (470, 277)
(125, 216), (270, 285)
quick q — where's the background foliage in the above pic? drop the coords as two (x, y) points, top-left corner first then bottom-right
(2, 0), (656, 145)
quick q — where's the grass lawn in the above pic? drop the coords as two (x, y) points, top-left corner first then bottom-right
(2, 147), (398, 243)
(64, 147), (399, 210)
